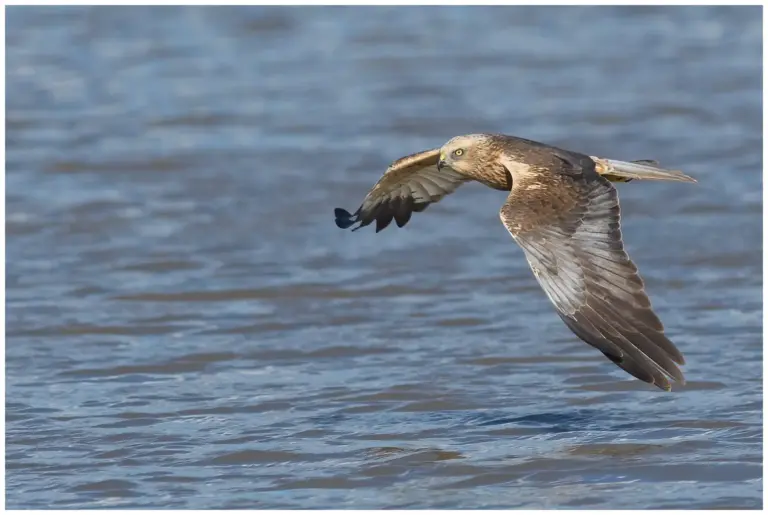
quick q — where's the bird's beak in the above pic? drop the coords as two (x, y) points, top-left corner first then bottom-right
(437, 151), (446, 171)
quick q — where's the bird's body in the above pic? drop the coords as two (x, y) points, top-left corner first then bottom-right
(334, 133), (696, 391)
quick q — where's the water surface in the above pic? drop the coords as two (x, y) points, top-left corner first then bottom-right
(6, 5), (762, 509)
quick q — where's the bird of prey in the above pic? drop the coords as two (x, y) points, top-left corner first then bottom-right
(334, 133), (696, 391)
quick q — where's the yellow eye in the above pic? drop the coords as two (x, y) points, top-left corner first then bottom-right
(453, 149), (464, 157)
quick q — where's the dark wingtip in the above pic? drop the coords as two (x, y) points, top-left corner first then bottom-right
(334, 207), (357, 229)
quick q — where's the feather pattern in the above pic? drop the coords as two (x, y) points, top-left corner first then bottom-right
(334, 148), (469, 232)
(500, 164), (685, 390)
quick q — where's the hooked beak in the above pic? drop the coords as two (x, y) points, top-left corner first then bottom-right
(437, 151), (446, 171)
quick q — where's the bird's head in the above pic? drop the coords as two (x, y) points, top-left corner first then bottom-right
(436, 134), (490, 175)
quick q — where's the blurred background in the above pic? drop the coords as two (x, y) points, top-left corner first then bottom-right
(6, 5), (762, 509)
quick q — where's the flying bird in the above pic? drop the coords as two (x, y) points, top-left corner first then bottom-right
(334, 133), (696, 391)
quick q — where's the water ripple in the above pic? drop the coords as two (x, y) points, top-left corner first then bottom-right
(6, 5), (762, 510)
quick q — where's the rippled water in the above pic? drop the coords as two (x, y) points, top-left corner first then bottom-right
(6, 6), (762, 509)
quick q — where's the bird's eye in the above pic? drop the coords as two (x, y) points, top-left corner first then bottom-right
(453, 149), (464, 157)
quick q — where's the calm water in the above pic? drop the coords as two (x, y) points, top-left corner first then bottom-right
(6, 6), (762, 509)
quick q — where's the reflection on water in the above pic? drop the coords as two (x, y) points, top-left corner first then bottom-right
(6, 5), (762, 509)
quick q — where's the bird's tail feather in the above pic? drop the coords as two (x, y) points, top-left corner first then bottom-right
(592, 157), (697, 183)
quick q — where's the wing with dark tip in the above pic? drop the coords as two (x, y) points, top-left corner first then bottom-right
(334, 148), (469, 233)
(499, 171), (686, 391)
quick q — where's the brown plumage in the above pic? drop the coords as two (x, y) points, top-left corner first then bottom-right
(334, 133), (697, 391)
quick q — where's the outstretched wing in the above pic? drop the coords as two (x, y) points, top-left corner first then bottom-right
(500, 171), (686, 390)
(334, 148), (469, 233)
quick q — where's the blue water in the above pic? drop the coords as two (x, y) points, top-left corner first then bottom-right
(6, 5), (762, 509)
